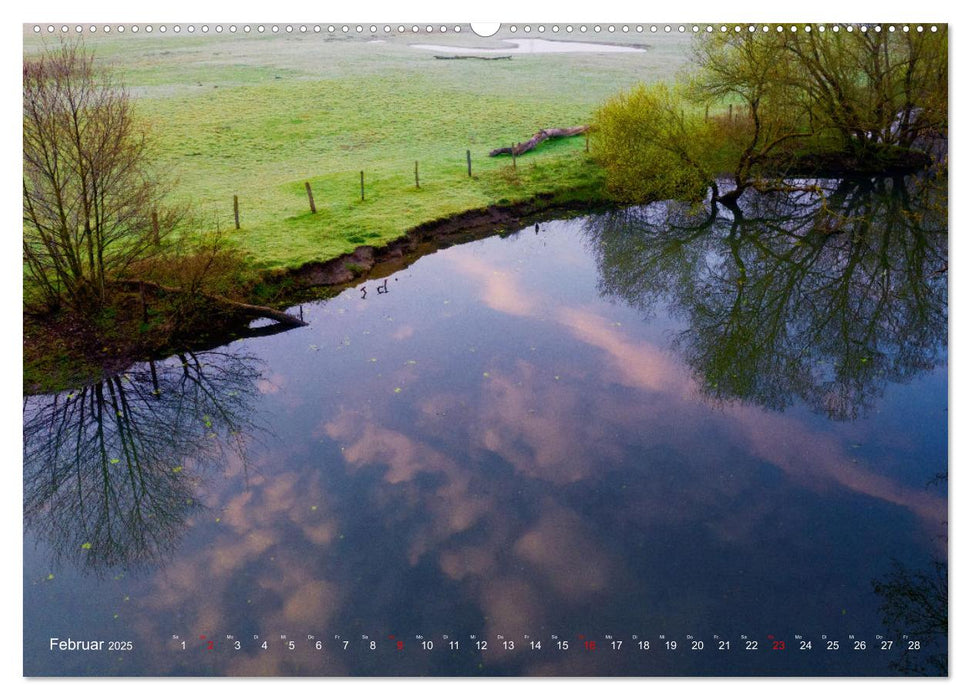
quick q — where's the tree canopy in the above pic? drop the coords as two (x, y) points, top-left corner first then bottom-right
(593, 26), (947, 205)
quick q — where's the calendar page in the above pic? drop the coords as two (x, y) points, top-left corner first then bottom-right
(22, 18), (948, 678)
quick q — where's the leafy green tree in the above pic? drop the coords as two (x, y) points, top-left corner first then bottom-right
(592, 83), (717, 204)
(593, 26), (947, 205)
(692, 32), (813, 204)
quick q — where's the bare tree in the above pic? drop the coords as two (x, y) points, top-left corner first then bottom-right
(23, 41), (177, 314)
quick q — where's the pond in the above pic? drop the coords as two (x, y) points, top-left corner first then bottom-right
(23, 175), (947, 676)
(410, 38), (647, 55)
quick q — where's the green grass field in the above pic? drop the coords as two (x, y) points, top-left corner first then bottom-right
(24, 27), (693, 272)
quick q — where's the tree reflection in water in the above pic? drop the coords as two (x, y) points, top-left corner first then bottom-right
(586, 172), (948, 674)
(23, 350), (264, 573)
(872, 558), (947, 675)
(584, 172), (947, 420)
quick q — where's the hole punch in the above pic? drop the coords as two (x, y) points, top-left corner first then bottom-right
(471, 23), (501, 38)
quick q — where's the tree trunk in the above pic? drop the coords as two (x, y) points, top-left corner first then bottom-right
(113, 279), (308, 327)
(489, 126), (590, 157)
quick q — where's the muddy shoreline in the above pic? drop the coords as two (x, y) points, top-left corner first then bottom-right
(269, 192), (608, 298)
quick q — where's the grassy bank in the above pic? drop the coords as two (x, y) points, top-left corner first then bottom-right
(25, 28), (693, 271)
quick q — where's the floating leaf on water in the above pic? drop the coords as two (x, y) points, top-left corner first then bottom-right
(483, 372), (490, 378)
(309, 344), (319, 351)
(172, 466), (183, 473)
(311, 505), (318, 511)
(81, 542), (92, 550)
(46, 574), (54, 581)
(369, 357), (377, 363)
(110, 458), (120, 464)
(393, 387), (402, 394)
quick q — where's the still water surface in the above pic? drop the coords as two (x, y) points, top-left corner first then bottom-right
(24, 177), (947, 676)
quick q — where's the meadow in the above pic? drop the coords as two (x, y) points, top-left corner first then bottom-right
(24, 26), (693, 272)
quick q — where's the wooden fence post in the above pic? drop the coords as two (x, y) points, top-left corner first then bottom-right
(511, 143), (516, 169)
(467, 149), (472, 177)
(360, 170), (365, 201)
(304, 182), (316, 214)
(415, 160), (420, 189)
(233, 195), (240, 229)
(729, 103), (733, 121)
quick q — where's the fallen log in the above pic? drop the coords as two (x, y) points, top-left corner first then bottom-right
(113, 279), (309, 328)
(489, 126), (590, 157)
(434, 55), (512, 60)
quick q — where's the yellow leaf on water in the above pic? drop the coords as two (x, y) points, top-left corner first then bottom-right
(81, 542), (92, 549)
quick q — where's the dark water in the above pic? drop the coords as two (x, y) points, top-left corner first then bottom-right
(23, 175), (947, 676)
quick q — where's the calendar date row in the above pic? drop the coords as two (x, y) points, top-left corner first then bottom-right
(170, 633), (925, 654)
